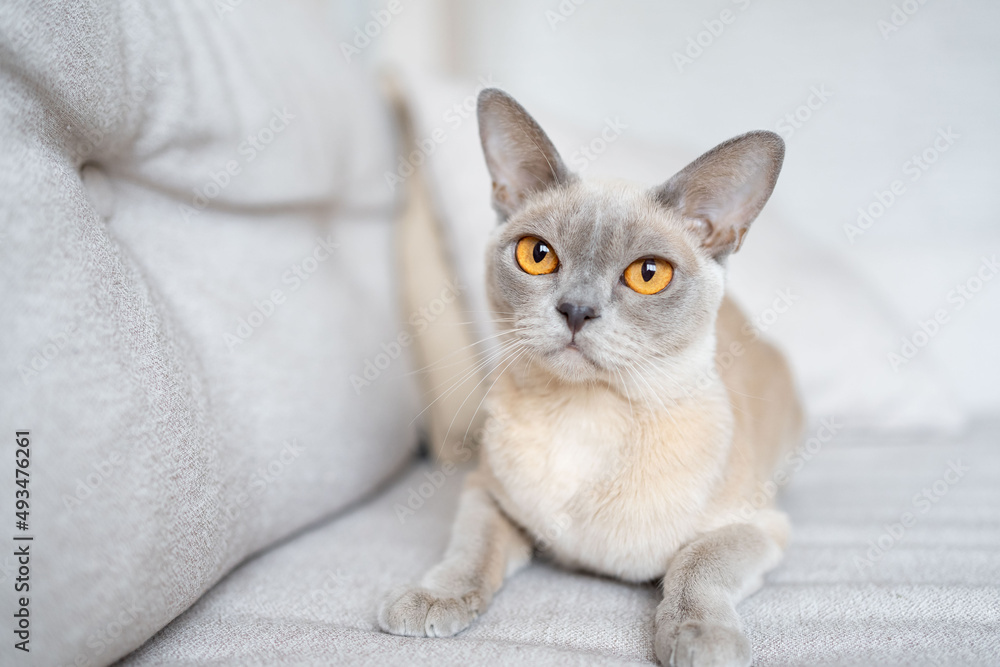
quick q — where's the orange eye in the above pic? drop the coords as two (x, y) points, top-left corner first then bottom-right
(515, 236), (559, 275)
(623, 257), (673, 295)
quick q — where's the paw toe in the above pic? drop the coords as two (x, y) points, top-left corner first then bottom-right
(378, 586), (479, 638)
(655, 619), (751, 667)
(425, 596), (476, 637)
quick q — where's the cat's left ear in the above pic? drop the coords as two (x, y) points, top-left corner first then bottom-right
(478, 88), (572, 220)
(654, 131), (784, 260)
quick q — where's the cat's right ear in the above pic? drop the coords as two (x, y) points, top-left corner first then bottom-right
(477, 88), (571, 220)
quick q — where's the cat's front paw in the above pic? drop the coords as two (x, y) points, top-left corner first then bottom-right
(377, 585), (484, 638)
(654, 618), (751, 667)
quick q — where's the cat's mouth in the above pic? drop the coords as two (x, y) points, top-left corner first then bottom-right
(533, 338), (606, 383)
(558, 340), (601, 369)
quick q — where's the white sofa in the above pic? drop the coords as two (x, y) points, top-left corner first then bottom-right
(1, 3), (997, 666)
(120, 429), (999, 666)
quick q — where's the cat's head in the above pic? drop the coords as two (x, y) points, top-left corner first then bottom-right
(477, 88), (783, 395)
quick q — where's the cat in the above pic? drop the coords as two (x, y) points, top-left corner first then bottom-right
(379, 88), (803, 667)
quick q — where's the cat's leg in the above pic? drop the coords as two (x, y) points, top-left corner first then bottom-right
(654, 514), (788, 667)
(378, 471), (532, 638)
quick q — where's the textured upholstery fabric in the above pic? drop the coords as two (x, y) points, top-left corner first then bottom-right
(0, 2), (417, 665)
(3, 2), (994, 665)
(120, 423), (1000, 666)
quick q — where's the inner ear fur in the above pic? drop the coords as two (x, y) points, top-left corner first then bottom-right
(654, 131), (784, 260)
(477, 88), (572, 220)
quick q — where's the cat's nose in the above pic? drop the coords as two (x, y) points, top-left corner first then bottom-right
(557, 302), (598, 334)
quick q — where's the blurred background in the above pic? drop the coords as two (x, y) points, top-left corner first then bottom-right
(331, 0), (1000, 418)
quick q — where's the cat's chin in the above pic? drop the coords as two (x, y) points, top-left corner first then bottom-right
(537, 343), (604, 383)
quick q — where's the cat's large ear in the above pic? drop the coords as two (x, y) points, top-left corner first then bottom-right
(478, 88), (571, 220)
(654, 131), (784, 260)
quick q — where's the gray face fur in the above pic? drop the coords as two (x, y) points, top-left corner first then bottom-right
(477, 89), (784, 392)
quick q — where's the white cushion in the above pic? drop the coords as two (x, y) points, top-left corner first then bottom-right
(0, 2), (417, 664)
